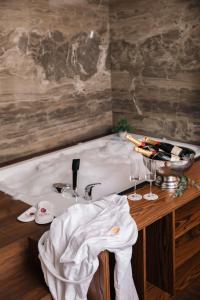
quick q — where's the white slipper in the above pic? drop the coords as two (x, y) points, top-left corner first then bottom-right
(17, 206), (36, 222)
(35, 201), (54, 225)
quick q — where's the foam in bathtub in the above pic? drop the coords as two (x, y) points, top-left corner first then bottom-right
(0, 136), (145, 216)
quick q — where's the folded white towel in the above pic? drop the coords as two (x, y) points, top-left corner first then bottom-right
(38, 194), (139, 300)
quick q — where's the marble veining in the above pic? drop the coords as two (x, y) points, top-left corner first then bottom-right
(0, 0), (111, 164)
(18, 30), (101, 81)
(110, 0), (200, 144)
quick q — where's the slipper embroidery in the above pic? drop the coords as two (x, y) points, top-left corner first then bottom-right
(35, 201), (54, 224)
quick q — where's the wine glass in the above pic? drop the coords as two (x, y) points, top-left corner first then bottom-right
(143, 158), (158, 201)
(128, 154), (143, 201)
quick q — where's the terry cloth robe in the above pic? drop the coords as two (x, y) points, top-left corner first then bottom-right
(38, 194), (139, 300)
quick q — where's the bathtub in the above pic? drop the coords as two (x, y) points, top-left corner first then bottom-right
(0, 133), (199, 216)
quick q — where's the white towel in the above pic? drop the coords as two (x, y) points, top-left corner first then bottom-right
(38, 194), (139, 300)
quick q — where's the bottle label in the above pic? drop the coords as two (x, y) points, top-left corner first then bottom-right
(171, 146), (182, 156)
(170, 154), (181, 161)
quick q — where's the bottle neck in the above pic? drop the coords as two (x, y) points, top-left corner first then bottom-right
(126, 134), (145, 147)
(135, 146), (157, 157)
(144, 137), (160, 146)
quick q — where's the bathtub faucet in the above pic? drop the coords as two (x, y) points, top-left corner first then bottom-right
(84, 183), (101, 201)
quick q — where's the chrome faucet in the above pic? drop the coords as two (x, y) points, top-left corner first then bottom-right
(84, 183), (101, 201)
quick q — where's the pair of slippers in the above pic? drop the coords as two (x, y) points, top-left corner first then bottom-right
(17, 201), (54, 224)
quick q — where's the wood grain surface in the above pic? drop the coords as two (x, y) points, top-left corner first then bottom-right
(146, 214), (175, 295)
(175, 251), (200, 293)
(175, 224), (200, 268)
(127, 160), (200, 299)
(128, 160), (200, 230)
(132, 229), (146, 300)
(175, 197), (200, 239)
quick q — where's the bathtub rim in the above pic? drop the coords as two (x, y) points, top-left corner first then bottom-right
(0, 133), (200, 174)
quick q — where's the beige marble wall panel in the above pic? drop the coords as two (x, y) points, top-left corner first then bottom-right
(0, 0), (111, 164)
(110, 0), (200, 144)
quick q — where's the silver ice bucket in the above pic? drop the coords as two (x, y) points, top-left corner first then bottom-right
(143, 147), (195, 189)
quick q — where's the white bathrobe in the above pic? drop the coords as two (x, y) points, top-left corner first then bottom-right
(38, 194), (139, 300)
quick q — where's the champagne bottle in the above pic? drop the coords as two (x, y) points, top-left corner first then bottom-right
(144, 137), (193, 159)
(126, 134), (161, 152)
(126, 134), (163, 152)
(135, 146), (180, 161)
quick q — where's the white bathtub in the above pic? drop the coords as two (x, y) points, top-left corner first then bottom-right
(0, 134), (199, 216)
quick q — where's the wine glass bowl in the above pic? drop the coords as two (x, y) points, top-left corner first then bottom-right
(143, 147), (195, 189)
(143, 158), (158, 201)
(128, 155), (143, 201)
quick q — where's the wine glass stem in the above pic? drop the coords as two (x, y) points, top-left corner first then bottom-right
(150, 181), (152, 196)
(134, 180), (136, 195)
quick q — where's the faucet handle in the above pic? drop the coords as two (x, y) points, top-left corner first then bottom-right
(84, 183), (101, 201)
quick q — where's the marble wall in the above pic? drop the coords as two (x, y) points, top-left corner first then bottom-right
(1, 0), (200, 164)
(110, 0), (200, 144)
(0, 0), (111, 164)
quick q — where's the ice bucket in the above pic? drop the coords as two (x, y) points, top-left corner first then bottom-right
(143, 147), (195, 189)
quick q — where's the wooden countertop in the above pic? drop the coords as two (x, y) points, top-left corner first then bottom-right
(128, 160), (200, 230)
